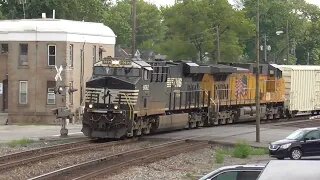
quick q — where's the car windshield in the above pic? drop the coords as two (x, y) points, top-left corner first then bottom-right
(286, 129), (306, 140)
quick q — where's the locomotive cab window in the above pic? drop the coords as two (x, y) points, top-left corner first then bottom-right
(93, 67), (140, 77)
(143, 69), (149, 80)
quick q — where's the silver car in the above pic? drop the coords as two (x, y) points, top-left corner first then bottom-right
(199, 164), (264, 180)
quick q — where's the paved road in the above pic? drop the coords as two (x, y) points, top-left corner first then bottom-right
(145, 124), (296, 148)
(0, 119), (316, 147)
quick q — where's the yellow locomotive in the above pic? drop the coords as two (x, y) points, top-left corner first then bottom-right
(201, 63), (286, 125)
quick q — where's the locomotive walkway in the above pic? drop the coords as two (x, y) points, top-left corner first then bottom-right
(1, 119), (316, 147)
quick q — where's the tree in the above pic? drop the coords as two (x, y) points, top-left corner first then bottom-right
(162, 0), (254, 62)
(242, 0), (320, 65)
(104, 0), (164, 50)
(0, 0), (107, 22)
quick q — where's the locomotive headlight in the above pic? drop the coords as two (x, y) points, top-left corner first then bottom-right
(88, 104), (93, 109)
(114, 105), (119, 110)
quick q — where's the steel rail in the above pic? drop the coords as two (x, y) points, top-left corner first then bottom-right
(0, 139), (90, 163)
(0, 138), (138, 172)
(29, 139), (208, 180)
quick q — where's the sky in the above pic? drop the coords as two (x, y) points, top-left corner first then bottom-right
(146, 0), (320, 7)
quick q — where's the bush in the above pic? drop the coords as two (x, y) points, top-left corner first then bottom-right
(232, 141), (251, 159)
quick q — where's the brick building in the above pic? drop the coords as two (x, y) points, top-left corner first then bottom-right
(0, 18), (116, 124)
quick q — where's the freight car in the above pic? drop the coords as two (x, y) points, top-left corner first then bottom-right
(81, 57), (296, 139)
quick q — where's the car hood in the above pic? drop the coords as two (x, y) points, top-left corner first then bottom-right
(271, 139), (297, 145)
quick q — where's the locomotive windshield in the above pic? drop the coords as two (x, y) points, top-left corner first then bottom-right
(93, 66), (141, 77)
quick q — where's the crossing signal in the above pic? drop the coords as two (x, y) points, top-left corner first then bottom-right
(54, 86), (64, 94)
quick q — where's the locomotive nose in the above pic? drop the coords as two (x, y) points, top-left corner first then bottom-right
(86, 76), (137, 90)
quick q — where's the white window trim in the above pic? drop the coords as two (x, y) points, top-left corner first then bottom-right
(47, 88), (56, 105)
(69, 44), (73, 67)
(48, 45), (56, 66)
(19, 81), (28, 104)
(93, 45), (97, 64)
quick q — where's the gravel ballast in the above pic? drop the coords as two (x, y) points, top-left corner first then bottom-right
(103, 146), (271, 180)
(0, 141), (162, 180)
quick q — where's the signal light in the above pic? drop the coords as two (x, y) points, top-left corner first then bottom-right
(68, 88), (78, 94)
(54, 86), (78, 95)
(54, 86), (65, 94)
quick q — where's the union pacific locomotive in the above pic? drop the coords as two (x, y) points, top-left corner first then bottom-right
(82, 57), (286, 139)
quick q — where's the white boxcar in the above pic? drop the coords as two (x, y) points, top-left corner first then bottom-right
(272, 65), (320, 113)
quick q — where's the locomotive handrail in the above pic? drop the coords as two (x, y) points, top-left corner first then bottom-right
(119, 93), (134, 121)
(204, 91), (219, 113)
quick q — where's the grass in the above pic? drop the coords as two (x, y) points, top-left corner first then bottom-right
(215, 148), (226, 164)
(214, 141), (268, 160)
(6, 138), (35, 148)
(232, 141), (251, 158)
(185, 173), (197, 180)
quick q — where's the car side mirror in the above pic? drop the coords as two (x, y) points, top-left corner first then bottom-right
(304, 138), (310, 142)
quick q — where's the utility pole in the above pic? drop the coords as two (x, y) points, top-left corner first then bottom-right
(307, 52), (310, 65)
(131, 0), (137, 58)
(286, 19), (289, 65)
(263, 34), (267, 63)
(255, 0), (261, 143)
(216, 25), (221, 64)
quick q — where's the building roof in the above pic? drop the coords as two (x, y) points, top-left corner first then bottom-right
(0, 19), (116, 44)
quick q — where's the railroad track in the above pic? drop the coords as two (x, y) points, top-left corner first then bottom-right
(29, 139), (208, 180)
(0, 138), (138, 172)
(244, 114), (320, 127)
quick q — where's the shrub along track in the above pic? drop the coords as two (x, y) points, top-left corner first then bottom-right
(0, 138), (138, 172)
(29, 139), (209, 180)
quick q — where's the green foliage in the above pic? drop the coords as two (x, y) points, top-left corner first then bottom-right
(1, 0), (320, 64)
(232, 141), (251, 159)
(7, 138), (35, 148)
(104, 0), (164, 49)
(250, 147), (268, 155)
(227, 141), (268, 159)
(215, 148), (225, 164)
(185, 173), (197, 180)
(161, 0), (254, 62)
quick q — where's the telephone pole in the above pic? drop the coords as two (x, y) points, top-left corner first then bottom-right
(286, 20), (289, 64)
(263, 34), (267, 63)
(131, 0), (137, 58)
(255, 0), (261, 143)
(216, 25), (221, 63)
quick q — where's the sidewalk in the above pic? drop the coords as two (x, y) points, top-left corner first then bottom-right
(0, 124), (83, 143)
(0, 113), (8, 125)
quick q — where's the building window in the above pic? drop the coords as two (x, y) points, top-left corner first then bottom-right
(99, 47), (103, 61)
(48, 45), (56, 66)
(47, 81), (56, 105)
(93, 45), (96, 64)
(69, 44), (73, 67)
(19, 81), (28, 104)
(19, 44), (28, 65)
(69, 81), (73, 105)
(1, 44), (8, 54)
